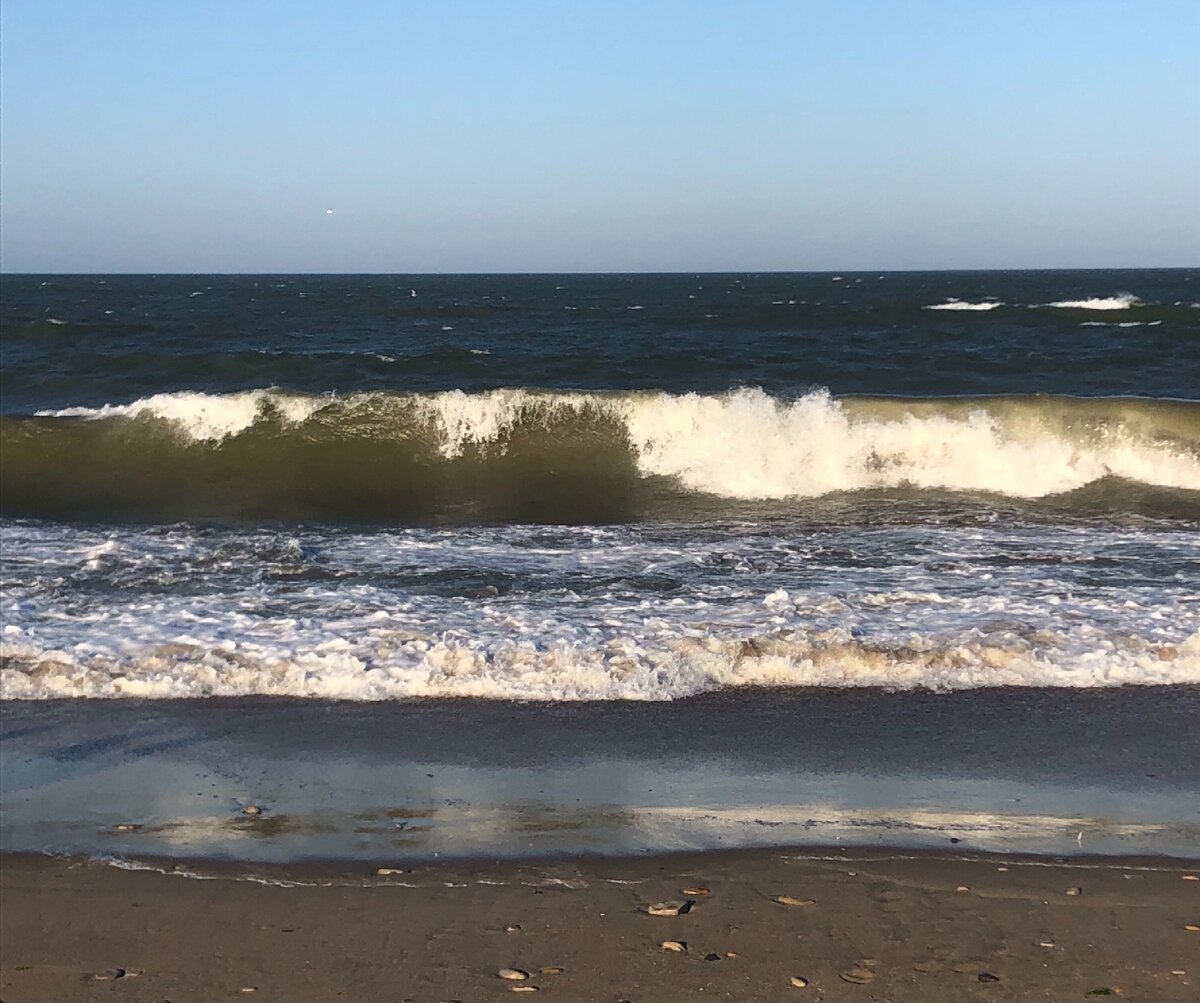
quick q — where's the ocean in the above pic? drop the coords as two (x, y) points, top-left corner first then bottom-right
(1, 270), (1198, 863)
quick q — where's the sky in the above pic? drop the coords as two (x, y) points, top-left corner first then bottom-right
(1, 0), (1197, 272)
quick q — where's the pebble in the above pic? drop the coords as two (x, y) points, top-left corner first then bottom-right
(772, 895), (816, 907)
(241, 805), (263, 816)
(978, 972), (1001, 983)
(839, 968), (875, 984)
(1065, 886), (1082, 896)
(660, 940), (688, 953)
(498, 969), (530, 981)
(703, 953), (722, 962)
(645, 899), (692, 916)
(789, 976), (809, 988)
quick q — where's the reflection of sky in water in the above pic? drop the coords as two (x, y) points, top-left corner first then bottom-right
(4, 748), (1198, 863)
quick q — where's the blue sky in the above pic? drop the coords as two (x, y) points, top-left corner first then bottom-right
(1, 1), (1197, 272)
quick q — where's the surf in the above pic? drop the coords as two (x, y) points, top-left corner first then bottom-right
(3, 387), (1198, 523)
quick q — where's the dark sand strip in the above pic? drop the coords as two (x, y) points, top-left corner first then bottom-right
(3, 849), (1197, 1002)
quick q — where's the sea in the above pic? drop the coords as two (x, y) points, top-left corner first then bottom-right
(2, 270), (1198, 864)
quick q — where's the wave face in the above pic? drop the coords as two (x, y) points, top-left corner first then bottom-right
(4, 388), (1198, 522)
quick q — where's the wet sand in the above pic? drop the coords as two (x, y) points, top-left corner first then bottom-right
(5, 688), (1200, 862)
(3, 848), (1198, 1002)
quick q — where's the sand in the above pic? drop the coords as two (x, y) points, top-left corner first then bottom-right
(2, 848), (1197, 1002)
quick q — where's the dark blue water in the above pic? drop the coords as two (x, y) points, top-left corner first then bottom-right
(2, 270), (1197, 412)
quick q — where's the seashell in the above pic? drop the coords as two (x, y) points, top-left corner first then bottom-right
(498, 969), (529, 981)
(789, 976), (809, 988)
(772, 895), (816, 907)
(681, 886), (710, 896)
(241, 805), (262, 816)
(1065, 886), (1082, 896)
(660, 940), (687, 953)
(645, 899), (692, 916)
(839, 968), (875, 984)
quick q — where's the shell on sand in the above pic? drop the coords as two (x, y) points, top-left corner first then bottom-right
(839, 968), (875, 984)
(538, 966), (564, 974)
(681, 886), (710, 896)
(497, 969), (530, 981)
(660, 940), (688, 953)
(645, 899), (693, 916)
(789, 976), (809, 988)
(510, 988), (539, 994)
(772, 895), (816, 907)
(1065, 886), (1083, 896)
(241, 805), (263, 816)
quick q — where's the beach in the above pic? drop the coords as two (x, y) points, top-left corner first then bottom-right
(5, 848), (1198, 1002)
(3, 688), (1199, 1000)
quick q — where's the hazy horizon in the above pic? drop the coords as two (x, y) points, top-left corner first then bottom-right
(2, 1), (1197, 273)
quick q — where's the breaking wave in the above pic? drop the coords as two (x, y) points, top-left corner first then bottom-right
(923, 300), (1004, 311)
(1045, 293), (1140, 310)
(4, 387), (1199, 522)
(3, 628), (1197, 700)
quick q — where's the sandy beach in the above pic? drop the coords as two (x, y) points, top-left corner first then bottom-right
(3, 848), (1198, 1002)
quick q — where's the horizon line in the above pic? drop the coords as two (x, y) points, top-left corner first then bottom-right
(3, 264), (1198, 277)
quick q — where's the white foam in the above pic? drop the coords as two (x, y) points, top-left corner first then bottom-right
(1045, 293), (1140, 310)
(37, 390), (325, 440)
(3, 627), (1196, 701)
(924, 300), (1004, 311)
(4, 517), (1197, 702)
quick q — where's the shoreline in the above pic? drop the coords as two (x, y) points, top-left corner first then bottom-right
(5, 688), (1199, 863)
(3, 846), (1197, 1002)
